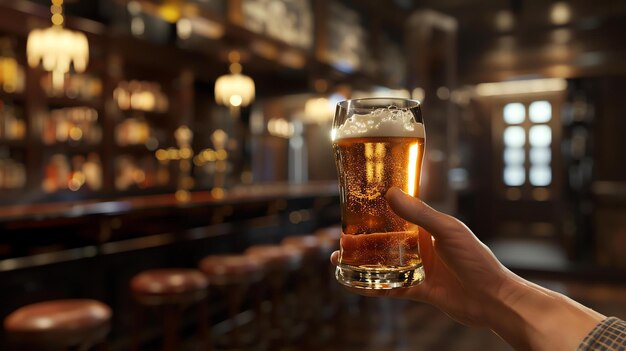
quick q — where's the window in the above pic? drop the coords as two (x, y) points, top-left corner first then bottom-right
(501, 100), (553, 188)
(529, 101), (551, 123)
(503, 103), (525, 124)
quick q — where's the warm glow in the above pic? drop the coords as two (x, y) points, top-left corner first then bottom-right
(155, 149), (168, 161)
(159, 0), (182, 23)
(267, 118), (294, 138)
(303, 96), (334, 124)
(407, 143), (418, 196)
(185, 17), (224, 39)
(476, 78), (567, 96)
(550, 2), (571, 25)
(412, 87), (425, 101)
(176, 18), (192, 39)
(215, 73), (255, 107)
(175, 189), (190, 202)
(495, 10), (514, 32)
(114, 81), (168, 112)
(229, 95), (243, 107)
(27, 0), (89, 92)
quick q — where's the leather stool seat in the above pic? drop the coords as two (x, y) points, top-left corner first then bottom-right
(4, 299), (111, 349)
(199, 254), (264, 285)
(198, 254), (265, 349)
(245, 245), (302, 272)
(129, 268), (210, 351)
(131, 268), (208, 305)
(282, 235), (332, 261)
(315, 226), (342, 247)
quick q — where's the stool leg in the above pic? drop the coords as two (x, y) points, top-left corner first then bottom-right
(132, 303), (143, 351)
(198, 298), (211, 351)
(253, 281), (265, 343)
(162, 305), (180, 351)
(228, 288), (244, 348)
(271, 276), (287, 347)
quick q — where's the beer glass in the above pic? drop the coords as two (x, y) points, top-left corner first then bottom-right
(332, 98), (426, 289)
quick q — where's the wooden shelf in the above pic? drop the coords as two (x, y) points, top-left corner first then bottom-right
(0, 0), (408, 206)
(45, 96), (104, 110)
(0, 140), (27, 148)
(41, 143), (101, 153)
(0, 91), (26, 103)
(114, 144), (151, 154)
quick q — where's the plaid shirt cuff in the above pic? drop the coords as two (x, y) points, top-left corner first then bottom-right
(578, 317), (626, 351)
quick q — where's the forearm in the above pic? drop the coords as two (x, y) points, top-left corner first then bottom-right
(486, 274), (605, 351)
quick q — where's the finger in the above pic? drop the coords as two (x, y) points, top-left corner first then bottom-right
(330, 250), (339, 265)
(385, 187), (462, 240)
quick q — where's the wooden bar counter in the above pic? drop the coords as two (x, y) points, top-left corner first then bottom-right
(0, 181), (340, 349)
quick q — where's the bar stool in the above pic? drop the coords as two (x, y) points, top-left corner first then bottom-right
(315, 226), (341, 250)
(130, 268), (209, 351)
(198, 254), (264, 349)
(281, 235), (331, 339)
(315, 225), (342, 287)
(315, 226), (348, 337)
(4, 299), (111, 351)
(245, 245), (303, 344)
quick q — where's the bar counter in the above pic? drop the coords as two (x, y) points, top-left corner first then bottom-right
(0, 181), (341, 349)
(0, 181), (339, 223)
(0, 180), (339, 271)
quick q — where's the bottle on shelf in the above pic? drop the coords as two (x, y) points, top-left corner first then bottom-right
(0, 149), (26, 190)
(40, 72), (103, 100)
(40, 107), (102, 145)
(0, 37), (25, 95)
(0, 101), (26, 141)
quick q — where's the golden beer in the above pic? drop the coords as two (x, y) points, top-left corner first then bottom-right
(332, 98), (425, 289)
(334, 136), (424, 267)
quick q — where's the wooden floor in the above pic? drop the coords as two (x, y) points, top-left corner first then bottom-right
(318, 276), (626, 351)
(321, 295), (512, 351)
(167, 273), (626, 351)
(114, 239), (626, 351)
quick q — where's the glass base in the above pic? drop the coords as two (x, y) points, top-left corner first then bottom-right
(335, 263), (425, 290)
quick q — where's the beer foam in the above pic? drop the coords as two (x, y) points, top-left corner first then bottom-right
(334, 108), (425, 140)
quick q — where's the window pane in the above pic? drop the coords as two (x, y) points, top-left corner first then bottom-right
(529, 125), (551, 147)
(503, 103), (525, 124)
(504, 166), (525, 186)
(530, 147), (551, 165)
(504, 126), (525, 147)
(504, 147), (525, 165)
(529, 165), (551, 186)
(529, 101), (552, 123)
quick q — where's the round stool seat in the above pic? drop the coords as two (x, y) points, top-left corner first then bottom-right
(315, 226), (342, 254)
(315, 226), (341, 244)
(246, 244), (302, 272)
(282, 235), (330, 260)
(131, 268), (208, 305)
(4, 299), (111, 348)
(199, 254), (264, 285)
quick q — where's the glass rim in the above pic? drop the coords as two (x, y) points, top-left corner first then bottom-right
(337, 97), (421, 109)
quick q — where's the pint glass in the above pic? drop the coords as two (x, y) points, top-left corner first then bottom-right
(332, 98), (425, 289)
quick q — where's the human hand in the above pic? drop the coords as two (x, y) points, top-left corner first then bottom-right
(332, 187), (606, 350)
(331, 187), (516, 327)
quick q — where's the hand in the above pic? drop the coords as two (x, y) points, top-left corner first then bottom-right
(331, 187), (605, 351)
(331, 187), (513, 327)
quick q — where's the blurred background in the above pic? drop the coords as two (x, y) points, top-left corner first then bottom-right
(0, 0), (625, 350)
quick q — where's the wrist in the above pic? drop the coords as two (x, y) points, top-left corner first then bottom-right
(486, 273), (605, 351)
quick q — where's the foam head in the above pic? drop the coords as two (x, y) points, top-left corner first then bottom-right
(333, 107), (425, 140)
